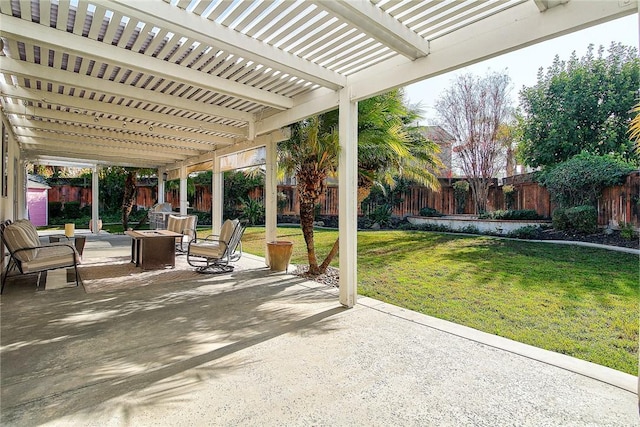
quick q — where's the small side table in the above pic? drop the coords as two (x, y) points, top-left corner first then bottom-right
(49, 235), (87, 256)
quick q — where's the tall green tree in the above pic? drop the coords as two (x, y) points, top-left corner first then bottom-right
(519, 43), (640, 168)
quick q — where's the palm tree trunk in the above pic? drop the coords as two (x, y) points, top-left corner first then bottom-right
(122, 170), (137, 229)
(318, 237), (339, 274)
(299, 199), (319, 275)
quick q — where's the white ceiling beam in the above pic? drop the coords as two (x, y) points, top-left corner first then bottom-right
(164, 128), (291, 172)
(0, 85), (248, 137)
(257, 0), (637, 134)
(25, 151), (166, 168)
(10, 118), (217, 152)
(0, 16), (294, 110)
(534, 0), (570, 12)
(14, 129), (199, 158)
(20, 138), (188, 162)
(1, 58), (254, 123)
(105, 0), (346, 91)
(349, 0), (636, 102)
(316, 0), (430, 60)
(3, 104), (234, 147)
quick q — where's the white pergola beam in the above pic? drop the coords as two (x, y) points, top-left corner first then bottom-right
(10, 118), (217, 152)
(1, 58), (253, 123)
(316, 0), (430, 60)
(0, 85), (247, 138)
(3, 104), (233, 147)
(18, 137), (191, 162)
(0, 16), (293, 111)
(106, 0), (347, 91)
(257, 0), (636, 134)
(350, 0), (636, 101)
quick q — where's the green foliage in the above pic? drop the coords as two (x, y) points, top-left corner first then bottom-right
(507, 225), (540, 239)
(367, 204), (393, 228)
(502, 184), (516, 210)
(537, 153), (635, 208)
(552, 208), (569, 231)
(479, 210), (542, 220)
(519, 43), (640, 168)
(240, 197), (265, 226)
(223, 170), (264, 219)
(98, 167), (127, 214)
(564, 205), (598, 234)
(453, 180), (469, 214)
(620, 223), (637, 240)
(418, 207), (444, 217)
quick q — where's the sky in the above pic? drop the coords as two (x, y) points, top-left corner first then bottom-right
(404, 14), (639, 124)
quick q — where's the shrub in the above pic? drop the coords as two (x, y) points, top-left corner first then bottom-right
(368, 204), (393, 228)
(507, 225), (540, 239)
(552, 208), (568, 231)
(453, 180), (469, 214)
(564, 205), (598, 234)
(503, 184), (516, 210)
(537, 153), (635, 208)
(418, 207), (444, 217)
(240, 197), (265, 226)
(620, 222), (638, 240)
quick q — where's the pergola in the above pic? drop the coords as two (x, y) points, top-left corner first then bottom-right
(0, 0), (635, 307)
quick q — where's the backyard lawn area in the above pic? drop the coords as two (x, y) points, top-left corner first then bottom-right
(237, 226), (638, 375)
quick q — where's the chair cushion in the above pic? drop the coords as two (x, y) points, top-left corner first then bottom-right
(3, 222), (40, 262)
(189, 241), (225, 258)
(20, 245), (78, 273)
(219, 219), (238, 244)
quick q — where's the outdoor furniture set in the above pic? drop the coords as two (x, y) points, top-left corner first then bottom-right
(0, 219), (81, 294)
(0, 217), (247, 293)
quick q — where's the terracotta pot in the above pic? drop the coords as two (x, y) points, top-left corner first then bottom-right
(267, 240), (293, 272)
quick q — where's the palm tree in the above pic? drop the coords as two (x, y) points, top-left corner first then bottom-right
(630, 102), (640, 150)
(279, 91), (443, 277)
(278, 116), (340, 275)
(326, 89), (443, 205)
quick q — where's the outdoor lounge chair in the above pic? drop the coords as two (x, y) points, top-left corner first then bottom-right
(166, 214), (198, 253)
(1, 219), (80, 293)
(187, 219), (246, 274)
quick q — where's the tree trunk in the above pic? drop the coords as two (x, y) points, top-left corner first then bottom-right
(318, 237), (339, 274)
(299, 199), (319, 275)
(122, 170), (137, 229)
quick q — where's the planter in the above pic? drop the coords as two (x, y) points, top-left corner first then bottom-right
(89, 219), (103, 233)
(267, 240), (293, 272)
(407, 215), (551, 235)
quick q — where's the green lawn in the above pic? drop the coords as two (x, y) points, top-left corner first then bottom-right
(237, 226), (639, 375)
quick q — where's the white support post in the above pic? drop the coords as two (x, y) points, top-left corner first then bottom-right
(158, 167), (165, 204)
(179, 163), (188, 215)
(91, 165), (99, 234)
(338, 88), (358, 308)
(17, 159), (27, 219)
(212, 155), (223, 234)
(264, 139), (278, 266)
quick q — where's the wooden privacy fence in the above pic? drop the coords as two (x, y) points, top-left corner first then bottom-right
(48, 172), (640, 227)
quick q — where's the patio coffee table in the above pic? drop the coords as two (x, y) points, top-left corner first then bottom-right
(125, 230), (182, 270)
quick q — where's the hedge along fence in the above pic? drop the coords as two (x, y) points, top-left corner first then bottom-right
(48, 172), (640, 228)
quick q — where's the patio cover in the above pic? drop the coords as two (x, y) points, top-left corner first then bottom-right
(0, 0), (636, 305)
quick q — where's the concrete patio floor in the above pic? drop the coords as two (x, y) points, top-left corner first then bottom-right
(1, 231), (637, 426)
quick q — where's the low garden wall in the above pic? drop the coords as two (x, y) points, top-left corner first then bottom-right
(406, 215), (552, 236)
